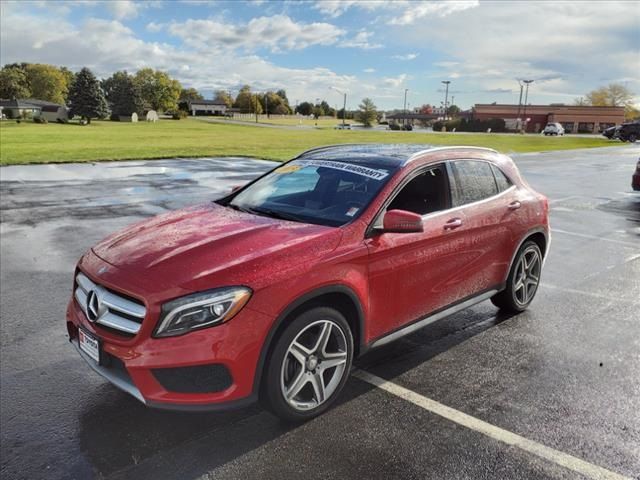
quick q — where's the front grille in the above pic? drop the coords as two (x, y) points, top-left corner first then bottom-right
(75, 272), (146, 335)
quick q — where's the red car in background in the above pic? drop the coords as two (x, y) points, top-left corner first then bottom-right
(66, 144), (549, 421)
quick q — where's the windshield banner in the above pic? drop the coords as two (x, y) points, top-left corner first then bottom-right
(296, 160), (389, 180)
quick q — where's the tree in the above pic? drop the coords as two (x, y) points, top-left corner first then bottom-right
(213, 90), (233, 108)
(67, 67), (108, 123)
(580, 83), (637, 120)
(233, 85), (262, 113)
(356, 97), (377, 127)
(179, 87), (203, 102)
(102, 71), (143, 117)
(573, 96), (588, 106)
(418, 104), (433, 114)
(447, 104), (461, 117)
(295, 101), (313, 116)
(133, 68), (182, 112)
(25, 64), (69, 104)
(320, 100), (335, 117)
(261, 91), (290, 115)
(0, 65), (31, 99)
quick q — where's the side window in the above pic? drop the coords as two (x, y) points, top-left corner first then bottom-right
(387, 165), (450, 216)
(491, 164), (512, 192)
(450, 160), (498, 206)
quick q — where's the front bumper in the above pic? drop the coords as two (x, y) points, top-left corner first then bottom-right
(66, 297), (272, 411)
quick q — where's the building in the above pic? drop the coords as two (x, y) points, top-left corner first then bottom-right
(0, 99), (68, 122)
(473, 104), (625, 133)
(187, 99), (228, 116)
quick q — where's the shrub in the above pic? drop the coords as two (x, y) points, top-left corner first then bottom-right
(172, 110), (188, 120)
(33, 116), (48, 124)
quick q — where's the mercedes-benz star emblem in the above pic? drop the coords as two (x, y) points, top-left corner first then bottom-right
(86, 290), (101, 322)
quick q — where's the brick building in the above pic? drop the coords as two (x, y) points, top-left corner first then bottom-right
(473, 104), (625, 133)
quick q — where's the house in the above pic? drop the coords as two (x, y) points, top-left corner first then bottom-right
(0, 98), (68, 122)
(187, 99), (228, 116)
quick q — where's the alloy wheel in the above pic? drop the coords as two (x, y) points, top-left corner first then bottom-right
(513, 246), (541, 306)
(280, 320), (348, 411)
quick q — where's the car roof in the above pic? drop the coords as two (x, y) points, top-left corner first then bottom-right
(294, 144), (498, 168)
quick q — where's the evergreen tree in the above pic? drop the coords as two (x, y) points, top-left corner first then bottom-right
(102, 71), (143, 117)
(68, 67), (108, 123)
(356, 98), (377, 127)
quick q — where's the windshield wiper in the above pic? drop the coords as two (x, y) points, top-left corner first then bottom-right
(227, 203), (255, 214)
(250, 207), (305, 223)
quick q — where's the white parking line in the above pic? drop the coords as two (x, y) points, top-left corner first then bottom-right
(541, 283), (640, 304)
(353, 369), (632, 480)
(552, 228), (639, 247)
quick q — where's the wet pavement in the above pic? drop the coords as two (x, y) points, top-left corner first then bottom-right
(1, 146), (639, 480)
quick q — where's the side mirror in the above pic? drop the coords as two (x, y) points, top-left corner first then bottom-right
(230, 185), (242, 193)
(382, 209), (424, 233)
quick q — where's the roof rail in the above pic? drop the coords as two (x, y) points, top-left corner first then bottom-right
(406, 145), (498, 163)
(294, 143), (372, 159)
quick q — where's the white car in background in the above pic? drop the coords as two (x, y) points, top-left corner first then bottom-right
(543, 122), (565, 136)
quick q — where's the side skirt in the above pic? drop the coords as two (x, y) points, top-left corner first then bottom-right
(367, 287), (502, 351)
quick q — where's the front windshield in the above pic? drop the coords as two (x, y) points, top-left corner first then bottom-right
(228, 159), (396, 227)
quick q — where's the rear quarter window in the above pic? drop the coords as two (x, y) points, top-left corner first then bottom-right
(491, 164), (512, 192)
(450, 160), (498, 206)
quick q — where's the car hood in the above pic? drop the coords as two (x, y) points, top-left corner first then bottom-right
(92, 203), (342, 292)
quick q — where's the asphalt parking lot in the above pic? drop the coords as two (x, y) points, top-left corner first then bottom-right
(1, 146), (639, 480)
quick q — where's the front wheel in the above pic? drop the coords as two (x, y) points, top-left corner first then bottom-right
(628, 133), (638, 143)
(491, 241), (543, 313)
(262, 307), (353, 421)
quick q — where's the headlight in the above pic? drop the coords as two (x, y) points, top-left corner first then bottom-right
(154, 287), (252, 337)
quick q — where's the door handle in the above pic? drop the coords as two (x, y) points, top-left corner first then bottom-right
(508, 201), (522, 210)
(443, 218), (463, 230)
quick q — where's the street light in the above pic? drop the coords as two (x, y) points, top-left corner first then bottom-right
(516, 80), (524, 119)
(403, 88), (409, 127)
(441, 80), (451, 120)
(522, 79), (534, 132)
(329, 86), (347, 127)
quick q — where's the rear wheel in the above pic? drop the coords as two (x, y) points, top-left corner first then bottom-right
(491, 241), (542, 313)
(628, 133), (638, 143)
(262, 307), (353, 421)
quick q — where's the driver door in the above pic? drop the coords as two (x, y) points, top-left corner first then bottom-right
(364, 163), (474, 340)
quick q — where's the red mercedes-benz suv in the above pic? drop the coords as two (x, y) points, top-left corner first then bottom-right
(66, 144), (549, 421)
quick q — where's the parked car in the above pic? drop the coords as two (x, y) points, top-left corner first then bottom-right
(602, 125), (620, 140)
(633, 159), (640, 191)
(618, 121), (640, 143)
(66, 144), (550, 421)
(334, 123), (351, 130)
(543, 122), (565, 136)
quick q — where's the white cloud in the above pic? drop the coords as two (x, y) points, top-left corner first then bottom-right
(383, 74), (408, 88)
(166, 15), (345, 53)
(339, 30), (381, 50)
(145, 21), (163, 32)
(388, 0), (479, 25)
(363, 68), (376, 73)
(106, 0), (140, 20)
(312, 0), (385, 18)
(392, 53), (418, 61)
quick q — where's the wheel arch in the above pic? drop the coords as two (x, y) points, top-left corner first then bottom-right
(504, 228), (549, 285)
(253, 284), (366, 396)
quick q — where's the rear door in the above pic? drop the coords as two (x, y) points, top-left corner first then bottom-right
(446, 159), (520, 297)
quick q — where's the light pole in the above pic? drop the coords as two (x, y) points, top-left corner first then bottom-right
(329, 86), (347, 127)
(516, 80), (524, 119)
(522, 79), (534, 132)
(403, 88), (408, 127)
(441, 80), (451, 120)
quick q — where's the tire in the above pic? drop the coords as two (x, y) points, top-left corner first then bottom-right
(262, 306), (353, 422)
(628, 133), (638, 143)
(491, 240), (543, 313)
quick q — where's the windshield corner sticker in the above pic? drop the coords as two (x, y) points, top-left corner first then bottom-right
(297, 159), (389, 180)
(346, 206), (359, 217)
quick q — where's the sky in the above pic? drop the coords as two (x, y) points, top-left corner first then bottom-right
(1, 0), (638, 110)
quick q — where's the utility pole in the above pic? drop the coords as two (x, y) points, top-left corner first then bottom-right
(441, 80), (451, 120)
(329, 86), (347, 127)
(522, 79), (534, 132)
(403, 88), (408, 127)
(516, 81), (524, 119)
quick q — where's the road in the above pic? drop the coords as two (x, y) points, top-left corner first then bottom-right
(1, 146), (639, 480)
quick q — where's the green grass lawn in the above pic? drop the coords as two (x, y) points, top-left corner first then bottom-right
(0, 118), (619, 165)
(219, 115), (353, 129)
